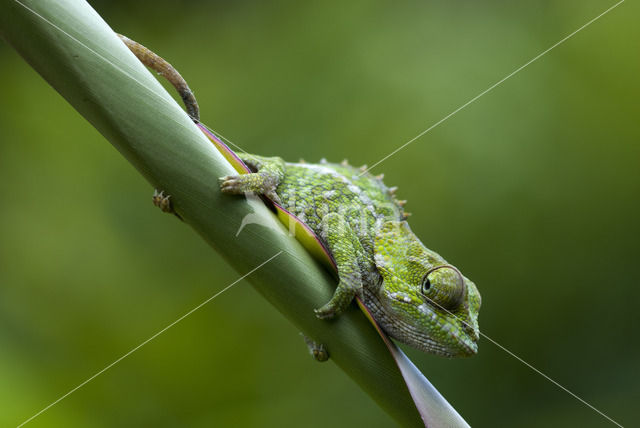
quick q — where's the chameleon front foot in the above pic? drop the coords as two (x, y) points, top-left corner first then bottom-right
(314, 281), (358, 320)
(314, 303), (338, 320)
(302, 334), (329, 362)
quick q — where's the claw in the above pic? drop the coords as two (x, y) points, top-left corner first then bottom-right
(302, 334), (330, 362)
(152, 189), (173, 213)
(311, 346), (329, 362)
(265, 190), (282, 205)
(219, 175), (245, 194)
(314, 306), (336, 320)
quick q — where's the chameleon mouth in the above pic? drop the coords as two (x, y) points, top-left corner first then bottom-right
(363, 288), (478, 357)
(388, 319), (477, 357)
(413, 299), (479, 357)
(454, 334), (478, 357)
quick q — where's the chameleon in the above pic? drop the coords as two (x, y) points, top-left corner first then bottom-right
(119, 34), (481, 359)
(219, 156), (481, 358)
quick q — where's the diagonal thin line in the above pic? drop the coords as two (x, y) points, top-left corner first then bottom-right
(478, 333), (624, 428)
(359, 0), (625, 176)
(12, 0), (626, 426)
(11, 0), (252, 156)
(12, 0), (188, 134)
(421, 293), (624, 427)
(198, 122), (252, 155)
(16, 251), (283, 428)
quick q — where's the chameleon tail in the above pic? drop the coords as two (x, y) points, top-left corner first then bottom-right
(117, 34), (200, 122)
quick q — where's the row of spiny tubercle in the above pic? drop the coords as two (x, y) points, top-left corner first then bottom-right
(297, 158), (412, 220)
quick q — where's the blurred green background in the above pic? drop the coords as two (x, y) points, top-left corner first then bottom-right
(1, 0), (638, 426)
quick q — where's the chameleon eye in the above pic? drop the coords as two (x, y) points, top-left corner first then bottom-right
(420, 276), (431, 294)
(420, 264), (466, 310)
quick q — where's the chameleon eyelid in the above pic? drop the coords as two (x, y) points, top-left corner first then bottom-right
(420, 264), (466, 303)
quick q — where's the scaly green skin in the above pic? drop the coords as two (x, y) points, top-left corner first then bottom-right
(117, 34), (480, 357)
(220, 155), (481, 358)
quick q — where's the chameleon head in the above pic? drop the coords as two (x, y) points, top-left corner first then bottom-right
(372, 221), (481, 357)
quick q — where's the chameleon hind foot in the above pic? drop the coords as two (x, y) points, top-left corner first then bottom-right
(152, 189), (183, 220)
(152, 189), (173, 213)
(219, 174), (281, 204)
(302, 334), (329, 362)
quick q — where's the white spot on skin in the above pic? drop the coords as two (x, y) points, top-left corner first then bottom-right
(348, 184), (361, 194)
(418, 304), (439, 322)
(323, 190), (337, 199)
(390, 292), (413, 304)
(349, 187), (376, 214)
(417, 303), (431, 315)
(298, 164), (348, 181)
(374, 254), (387, 268)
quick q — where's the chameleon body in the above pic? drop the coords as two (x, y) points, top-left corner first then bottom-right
(220, 155), (481, 357)
(117, 34), (481, 358)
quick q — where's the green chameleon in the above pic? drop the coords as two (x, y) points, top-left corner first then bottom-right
(219, 156), (481, 358)
(120, 35), (481, 360)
